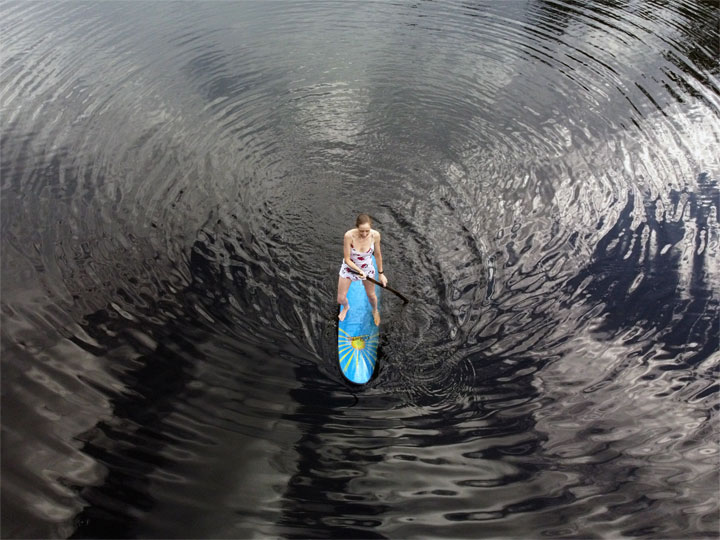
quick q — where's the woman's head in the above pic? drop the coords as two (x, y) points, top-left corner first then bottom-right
(355, 214), (372, 228)
(356, 214), (372, 237)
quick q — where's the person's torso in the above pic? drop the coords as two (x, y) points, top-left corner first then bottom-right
(348, 230), (375, 264)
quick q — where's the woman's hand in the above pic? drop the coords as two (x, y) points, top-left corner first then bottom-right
(359, 271), (367, 280)
(379, 273), (388, 287)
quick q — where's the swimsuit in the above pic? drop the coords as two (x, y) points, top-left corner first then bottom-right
(339, 236), (376, 281)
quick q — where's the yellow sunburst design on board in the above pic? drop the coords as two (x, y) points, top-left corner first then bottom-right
(338, 329), (379, 376)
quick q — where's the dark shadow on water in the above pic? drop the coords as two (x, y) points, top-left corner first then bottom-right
(564, 173), (719, 369)
(275, 363), (391, 539)
(68, 245), (225, 538)
(67, 224), (333, 538)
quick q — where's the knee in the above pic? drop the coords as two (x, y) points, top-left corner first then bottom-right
(367, 292), (377, 304)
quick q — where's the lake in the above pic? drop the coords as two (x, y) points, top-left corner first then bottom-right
(1, 1), (718, 538)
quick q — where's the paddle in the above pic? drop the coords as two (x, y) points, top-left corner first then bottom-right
(348, 269), (409, 304)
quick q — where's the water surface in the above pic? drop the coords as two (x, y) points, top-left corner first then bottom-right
(1, 1), (718, 538)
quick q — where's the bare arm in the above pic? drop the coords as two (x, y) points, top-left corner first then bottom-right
(374, 231), (383, 272)
(374, 231), (388, 285)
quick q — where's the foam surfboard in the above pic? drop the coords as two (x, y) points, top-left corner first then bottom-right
(338, 258), (380, 384)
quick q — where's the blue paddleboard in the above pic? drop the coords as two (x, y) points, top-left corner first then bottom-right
(338, 259), (380, 384)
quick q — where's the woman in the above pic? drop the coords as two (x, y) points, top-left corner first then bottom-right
(338, 214), (388, 325)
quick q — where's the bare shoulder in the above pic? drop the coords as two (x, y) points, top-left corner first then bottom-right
(344, 229), (355, 241)
(373, 229), (381, 241)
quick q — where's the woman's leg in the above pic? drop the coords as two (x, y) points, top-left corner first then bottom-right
(362, 279), (380, 326)
(337, 276), (352, 321)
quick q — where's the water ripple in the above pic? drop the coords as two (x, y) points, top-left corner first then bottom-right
(1, 0), (718, 538)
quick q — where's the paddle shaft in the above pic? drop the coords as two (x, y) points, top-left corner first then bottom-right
(348, 269), (409, 304)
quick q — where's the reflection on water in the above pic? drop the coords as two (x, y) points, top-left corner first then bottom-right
(1, 0), (718, 538)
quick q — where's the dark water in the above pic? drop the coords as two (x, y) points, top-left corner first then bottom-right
(2, 1), (718, 538)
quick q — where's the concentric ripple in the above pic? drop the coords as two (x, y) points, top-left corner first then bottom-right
(1, 1), (718, 538)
